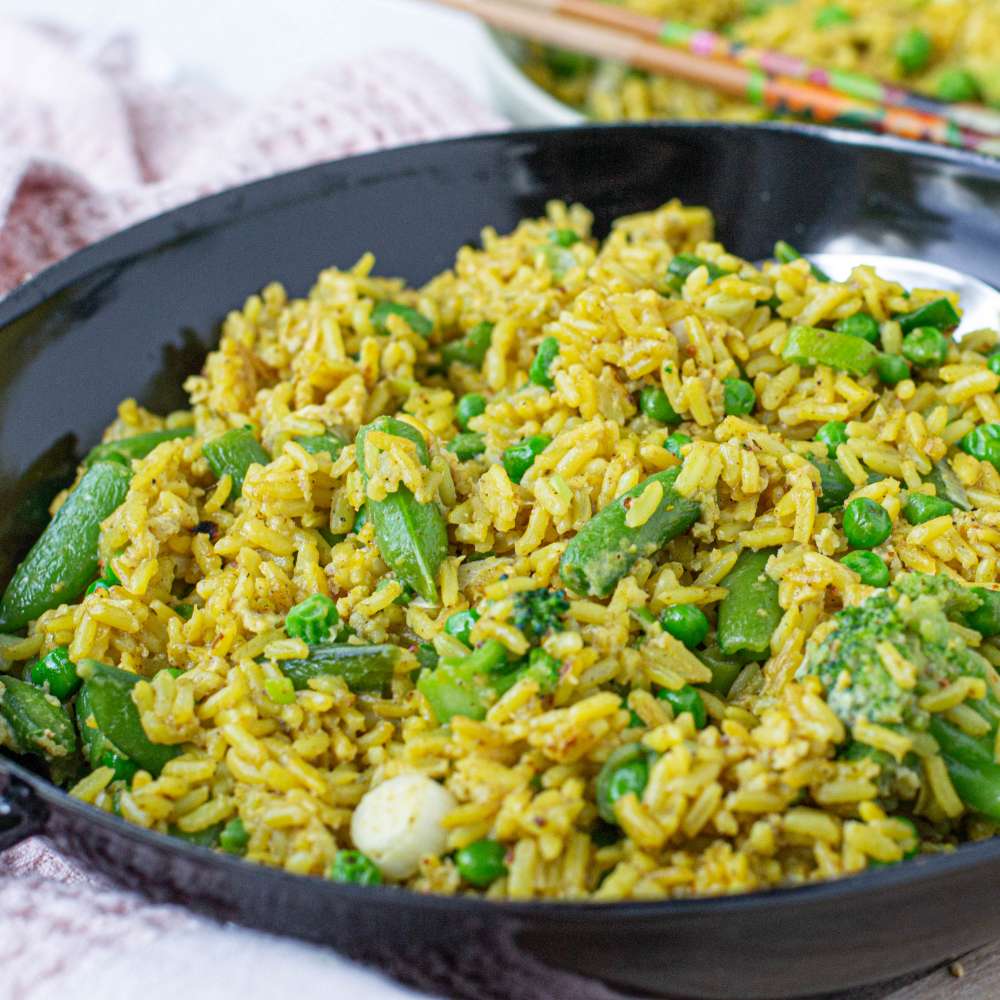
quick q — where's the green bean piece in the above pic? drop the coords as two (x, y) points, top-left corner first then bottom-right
(203, 428), (269, 500)
(277, 642), (399, 693)
(444, 608), (480, 648)
(560, 468), (700, 598)
(666, 253), (730, 292)
(834, 313), (879, 344)
(875, 353), (911, 387)
(456, 393), (487, 431)
(455, 839), (508, 887)
(502, 435), (551, 484)
(442, 322), (494, 368)
(0, 461), (132, 633)
(924, 459), (971, 512)
(77, 660), (180, 776)
(0, 675), (77, 759)
(329, 849), (382, 885)
(84, 427), (194, 467)
(895, 27), (932, 75)
(596, 743), (654, 824)
(782, 325), (879, 376)
(356, 417), (448, 602)
(657, 684), (707, 729)
(717, 548), (781, 662)
(285, 594), (339, 645)
(810, 457), (854, 513)
(840, 550), (890, 587)
(295, 432), (346, 461)
(895, 297), (961, 333)
(901, 492), (954, 526)
(446, 432), (486, 462)
(773, 241), (830, 282)
(29, 646), (80, 700)
(529, 336), (559, 389)
(371, 301), (433, 337)
(220, 817), (249, 855)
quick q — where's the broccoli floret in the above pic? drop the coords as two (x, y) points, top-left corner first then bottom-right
(511, 587), (569, 640)
(800, 573), (1000, 819)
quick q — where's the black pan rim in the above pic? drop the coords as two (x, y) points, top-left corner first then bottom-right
(3, 120), (1000, 922)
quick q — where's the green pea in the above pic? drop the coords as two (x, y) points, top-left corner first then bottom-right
(455, 838), (508, 887)
(723, 378), (756, 416)
(989, 354), (1000, 379)
(219, 817), (249, 855)
(657, 684), (707, 729)
(843, 497), (892, 549)
(328, 849), (382, 886)
(550, 229), (580, 248)
(966, 587), (1000, 638)
(371, 301), (433, 337)
(529, 337), (559, 389)
(902, 326), (948, 367)
(960, 423), (1000, 472)
(595, 743), (652, 824)
(285, 594), (339, 645)
(876, 353), (911, 387)
(895, 28), (932, 75)
(816, 421), (848, 459)
(640, 387), (681, 424)
(29, 647), (80, 700)
(502, 435), (551, 484)
(174, 603), (195, 620)
(659, 604), (710, 649)
(443, 323), (493, 369)
(834, 313), (880, 344)
(901, 492), (954, 525)
(814, 4), (853, 28)
(444, 608), (480, 648)
(664, 432), (692, 458)
(447, 432), (486, 462)
(456, 393), (486, 430)
(840, 550), (890, 587)
(936, 68), (980, 103)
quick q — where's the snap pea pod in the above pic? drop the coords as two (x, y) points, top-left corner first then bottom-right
(76, 684), (136, 781)
(278, 642), (399, 693)
(0, 675), (77, 758)
(0, 461), (132, 633)
(356, 417), (448, 602)
(782, 325), (879, 377)
(203, 428), (269, 500)
(810, 456), (854, 513)
(294, 432), (346, 461)
(928, 714), (1000, 820)
(560, 468), (700, 598)
(717, 548), (782, 662)
(442, 322), (493, 368)
(895, 297), (961, 333)
(77, 660), (180, 776)
(773, 241), (830, 282)
(84, 427), (194, 467)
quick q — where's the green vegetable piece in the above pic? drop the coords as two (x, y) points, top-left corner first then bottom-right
(415, 642), (439, 672)
(966, 587), (1000, 638)
(329, 849), (383, 885)
(840, 550), (890, 587)
(810, 457), (854, 513)
(203, 428), (269, 500)
(876, 353), (911, 387)
(75, 684), (136, 782)
(816, 421), (848, 458)
(173, 603), (195, 620)
(843, 497), (893, 549)
(834, 313), (880, 344)
(782, 325), (879, 376)
(717, 548), (781, 662)
(0, 461), (132, 633)
(540, 243), (576, 280)
(29, 646), (80, 700)
(550, 229), (580, 248)
(84, 427), (193, 467)
(928, 715), (1000, 820)
(456, 392), (487, 430)
(0, 675), (77, 759)
(697, 645), (743, 697)
(417, 639), (509, 723)
(773, 241), (830, 282)
(443, 323), (494, 369)
(723, 378), (756, 416)
(659, 604), (710, 649)
(447, 432), (486, 462)
(444, 608), (480, 648)
(78, 660), (180, 776)
(529, 337), (560, 389)
(640, 387), (681, 425)
(596, 743), (653, 824)
(814, 4), (853, 28)
(295, 432), (346, 461)
(353, 504), (368, 533)
(657, 684), (707, 729)
(356, 416), (448, 602)
(989, 353), (1000, 378)
(265, 676), (296, 705)
(168, 822), (224, 848)
(902, 326), (948, 367)
(455, 838), (508, 887)
(895, 297), (960, 333)
(278, 643), (399, 693)
(666, 253), (730, 291)
(895, 27), (932, 75)
(924, 460), (971, 512)
(960, 423), (1000, 472)
(521, 647), (561, 694)
(901, 492), (954, 526)
(219, 817), (249, 855)
(371, 300), (433, 338)
(502, 435), (551, 485)
(512, 587), (569, 640)
(936, 68), (980, 103)
(86, 563), (121, 596)
(664, 432), (692, 458)
(285, 594), (339, 645)
(544, 47), (597, 78)
(560, 468), (700, 598)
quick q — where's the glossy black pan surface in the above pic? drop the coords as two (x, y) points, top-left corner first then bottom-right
(1, 123), (999, 999)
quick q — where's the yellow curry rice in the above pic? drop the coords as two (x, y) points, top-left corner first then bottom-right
(5, 197), (1000, 900)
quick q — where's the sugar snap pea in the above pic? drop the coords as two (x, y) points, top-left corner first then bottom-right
(559, 468), (700, 598)
(0, 675), (77, 759)
(442, 322), (493, 368)
(0, 461), (132, 633)
(295, 432), (346, 461)
(810, 456), (854, 513)
(717, 548), (782, 662)
(356, 416), (448, 602)
(203, 427), (269, 500)
(278, 642), (399, 693)
(77, 660), (180, 776)
(84, 427), (194, 467)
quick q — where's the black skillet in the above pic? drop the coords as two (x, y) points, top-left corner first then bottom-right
(1, 124), (999, 1000)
